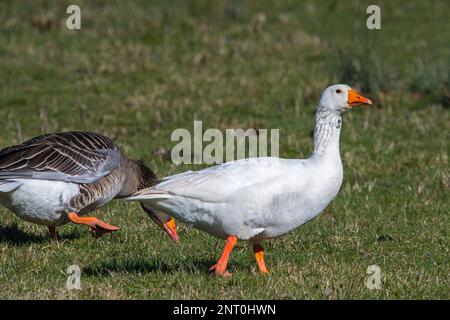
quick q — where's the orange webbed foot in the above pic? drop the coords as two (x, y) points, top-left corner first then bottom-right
(209, 264), (232, 277)
(209, 235), (238, 277)
(253, 243), (270, 274)
(67, 212), (119, 238)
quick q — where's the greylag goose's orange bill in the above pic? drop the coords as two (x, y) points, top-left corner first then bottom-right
(347, 89), (373, 107)
(163, 218), (179, 242)
(141, 205), (179, 242)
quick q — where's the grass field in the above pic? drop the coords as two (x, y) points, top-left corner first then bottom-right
(0, 0), (448, 299)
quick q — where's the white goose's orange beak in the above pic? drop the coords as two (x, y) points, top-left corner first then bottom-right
(162, 218), (179, 242)
(347, 89), (373, 107)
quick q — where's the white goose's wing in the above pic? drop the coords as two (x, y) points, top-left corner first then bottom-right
(148, 157), (298, 203)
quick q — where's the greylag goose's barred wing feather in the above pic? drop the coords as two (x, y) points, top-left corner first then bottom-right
(0, 131), (121, 183)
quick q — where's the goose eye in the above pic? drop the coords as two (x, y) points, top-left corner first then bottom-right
(335, 89), (342, 94)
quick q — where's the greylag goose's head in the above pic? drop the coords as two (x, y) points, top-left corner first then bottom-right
(318, 84), (373, 113)
(142, 207), (179, 242)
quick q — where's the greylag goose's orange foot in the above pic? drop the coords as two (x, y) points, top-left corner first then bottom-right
(253, 244), (270, 274)
(48, 226), (58, 241)
(209, 235), (238, 277)
(67, 212), (119, 239)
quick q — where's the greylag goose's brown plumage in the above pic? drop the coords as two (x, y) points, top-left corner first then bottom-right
(0, 131), (178, 241)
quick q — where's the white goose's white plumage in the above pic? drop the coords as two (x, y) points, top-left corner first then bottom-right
(127, 84), (372, 275)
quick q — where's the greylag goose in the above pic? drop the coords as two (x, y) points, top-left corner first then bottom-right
(126, 84), (372, 276)
(0, 131), (178, 241)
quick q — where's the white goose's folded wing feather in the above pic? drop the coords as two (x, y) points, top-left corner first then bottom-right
(0, 131), (120, 184)
(140, 157), (299, 203)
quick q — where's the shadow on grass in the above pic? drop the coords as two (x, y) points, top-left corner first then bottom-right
(0, 224), (46, 245)
(83, 257), (215, 276)
(0, 224), (80, 245)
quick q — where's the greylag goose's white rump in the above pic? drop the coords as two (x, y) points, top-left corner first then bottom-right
(127, 84), (372, 276)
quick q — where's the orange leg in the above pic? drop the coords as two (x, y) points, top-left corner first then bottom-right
(209, 235), (238, 276)
(67, 212), (119, 239)
(253, 243), (269, 274)
(48, 226), (58, 241)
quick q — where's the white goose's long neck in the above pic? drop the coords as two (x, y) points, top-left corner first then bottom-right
(311, 108), (342, 160)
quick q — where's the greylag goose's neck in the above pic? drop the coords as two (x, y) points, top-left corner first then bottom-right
(311, 108), (342, 160)
(119, 158), (179, 241)
(119, 159), (157, 197)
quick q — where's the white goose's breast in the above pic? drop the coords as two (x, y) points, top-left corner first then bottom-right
(248, 164), (343, 239)
(0, 179), (79, 226)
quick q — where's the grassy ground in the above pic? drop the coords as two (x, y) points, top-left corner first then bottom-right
(0, 0), (448, 299)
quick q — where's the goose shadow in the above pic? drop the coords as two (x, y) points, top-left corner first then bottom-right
(0, 224), (80, 245)
(83, 257), (216, 276)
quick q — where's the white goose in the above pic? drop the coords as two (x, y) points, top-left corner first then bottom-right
(127, 84), (372, 276)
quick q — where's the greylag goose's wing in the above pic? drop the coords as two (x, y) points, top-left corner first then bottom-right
(0, 131), (120, 184)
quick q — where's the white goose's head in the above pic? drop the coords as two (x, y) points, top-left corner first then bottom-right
(318, 84), (373, 114)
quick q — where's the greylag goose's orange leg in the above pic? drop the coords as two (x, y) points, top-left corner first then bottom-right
(48, 226), (58, 241)
(209, 235), (238, 277)
(253, 243), (269, 274)
(67, 212), (119, 238)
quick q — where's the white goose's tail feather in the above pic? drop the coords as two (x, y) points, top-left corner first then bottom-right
(125, 189), (172, 202)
